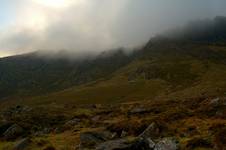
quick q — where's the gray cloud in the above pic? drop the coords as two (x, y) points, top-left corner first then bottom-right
(1, 0), (226, 57)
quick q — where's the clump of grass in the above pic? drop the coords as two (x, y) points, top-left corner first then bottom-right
(185, 136), (213, 149)
(73, 108), (94, 118)
(0, 141), (14, 150)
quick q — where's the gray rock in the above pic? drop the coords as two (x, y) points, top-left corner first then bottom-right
(13, 138), (31, 150)
(145, 138), (156, 149)
(120, 130), (127, 138)
(3, 124), (24, 140)
(79, 131), (113, 149)
(65, 118), (80, 127)
(154, 138), (178, 150)
(139, 122), (160, 139)
(95, 138), (130, 150)
(54, 127), (64, 134)
(43, 128), (51, 134)
(96, 137), (149, 150)
(111, 132), (118, 139)
(129, 107), (148, 114)
(0, 122), (12, 136)
(93, 104), (103, 109)
(92, 116), (101, 122)
(210, 98), (220, 106)
(216, 110), (224, 117)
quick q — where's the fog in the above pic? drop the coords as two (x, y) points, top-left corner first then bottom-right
(0, 0), (226, 57)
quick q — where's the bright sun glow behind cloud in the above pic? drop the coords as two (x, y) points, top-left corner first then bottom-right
(1, 0), (226, 58)
(32, 0), (76, 8)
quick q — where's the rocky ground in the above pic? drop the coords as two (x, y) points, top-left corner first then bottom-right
(0, 96), (226, 150)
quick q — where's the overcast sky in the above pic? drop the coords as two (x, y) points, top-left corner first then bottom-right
(0, 0), (226, 57)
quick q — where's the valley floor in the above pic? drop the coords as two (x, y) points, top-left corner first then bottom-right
(0, 96), (226, 150)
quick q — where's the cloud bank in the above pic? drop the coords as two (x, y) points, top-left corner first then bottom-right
(0, 0), (226, 57)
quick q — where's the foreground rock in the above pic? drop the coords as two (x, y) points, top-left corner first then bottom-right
(65, 118), (80, 127)
(129, 107), (149, 115)
(0, 122), (12, 136)
(3, 124), (24, 140)
(13, 138), (31, 150)
(139, 122), (160, 139)
(79, 131), (113, 149)
(154, 138), (178, 150)
(79, 121), (179, 150)
(96, 137), (149, 150)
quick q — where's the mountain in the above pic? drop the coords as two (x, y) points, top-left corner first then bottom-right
(0, 16), (225, 101)
(1, 36), (226, 105)
(0, 16), (226, 102)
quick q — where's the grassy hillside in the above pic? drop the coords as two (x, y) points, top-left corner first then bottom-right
(1, 16), (226, 104)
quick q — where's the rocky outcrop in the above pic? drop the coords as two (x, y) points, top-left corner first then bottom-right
(79, 122), (178, 150)
(79, 130), (113, 149)
(139, 122), (160, 139)
(95, 136), (178, 150)
(129, 107), (149, 115)
(0, 122), (12, 136)
(154, 138), (178, 150)
(3, 124), (24, 140)
(96, 137), (149, 150)
(65, 118), (80, 127)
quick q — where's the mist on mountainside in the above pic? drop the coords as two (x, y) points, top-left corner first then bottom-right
(161, 16), (226, 43)
(1, 0), (226, 57)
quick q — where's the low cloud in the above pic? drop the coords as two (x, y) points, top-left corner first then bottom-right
(1, 0), (226, 57)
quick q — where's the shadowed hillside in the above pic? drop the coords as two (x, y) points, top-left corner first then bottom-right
(0, 49), (134, 99)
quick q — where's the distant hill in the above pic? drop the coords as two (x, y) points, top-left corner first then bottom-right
(1, 16), (226, 104)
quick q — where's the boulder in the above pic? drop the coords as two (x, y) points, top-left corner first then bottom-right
(144, 138), (155, 149)
(154, 138), (178, 150)
(210, 98), (220, 106)
(0, 122), (12, 136)
(13, 138), (31, 150)
(96, 137), (150, 150)
(42, 128), (51, 134)
(92, 116), (101, 122)
(54, 127), (64, 134)
(120, 130), (127, 138)
(3, 124), (24, 140)
(65, 118), (80, 127)
(129, 107), (149, 115)
(139, 122), (160, 139)
(79, 131), (113, 149)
